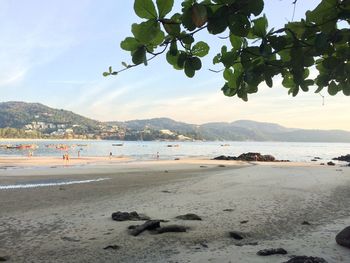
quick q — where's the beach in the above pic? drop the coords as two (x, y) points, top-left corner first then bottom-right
(0, 158), (350, 262)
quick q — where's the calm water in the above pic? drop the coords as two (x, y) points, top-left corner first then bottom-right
(0, 140), (349, 163)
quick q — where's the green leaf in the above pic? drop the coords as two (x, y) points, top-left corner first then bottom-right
(222, 83), (237, 97)
(120, 37), (140, 51)
(251, 15), (268, 38)
(182, 8), (196, 31)
(102, 72), (110, 77)
(181, 34), (194, 45)
(163, 20), (181, 36)
(191, 41), (210, 57)
(189, 57), (202, 70)
(328, 81), (339, 95)
(192, 4), (207, 27)
(132, 47), (147, 65)
(184, 60), (196, 78)
(229, 35), (243, 51)
(132, 20), (161, 44)
(228, 14), (250, 37)
(109, 66), (112, 73)
(156, 0), (174, 18)
(241, 0), (264, 16)
(134, 0), (158, 19)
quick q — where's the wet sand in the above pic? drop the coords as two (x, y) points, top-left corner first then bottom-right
(0, 159), (350, 262)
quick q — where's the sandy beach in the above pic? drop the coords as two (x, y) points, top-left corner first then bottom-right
(0, 158), (350, 262)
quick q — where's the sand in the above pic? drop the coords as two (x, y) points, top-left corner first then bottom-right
(0, 158), (350, 262)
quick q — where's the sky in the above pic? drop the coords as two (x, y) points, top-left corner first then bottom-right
(0, 0), (349, 131)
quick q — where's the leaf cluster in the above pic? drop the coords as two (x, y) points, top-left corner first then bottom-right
(108, 0), (350, 101)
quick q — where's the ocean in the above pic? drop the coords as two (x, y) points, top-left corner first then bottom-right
(0, 140), (349, 163)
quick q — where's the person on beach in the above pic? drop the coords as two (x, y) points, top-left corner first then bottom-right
(156, 152), (159, 160)
(78, 150), (80, 159)
(109, 152), (112, 159)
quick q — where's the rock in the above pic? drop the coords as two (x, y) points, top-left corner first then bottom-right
(0, 256), (9, 262)
(223, 208), (234, 212)
(311, 159), (318, 162)
(176, 213), (202, 221)
(327, 161), (336, 166)
(301, 221), (311, 225)
(320, 163), (325, 165)
(213, 155), (237, 161)
(237, 152), (276, 162)
(157, 225), (187, 234)
(229, 231), (247, 240)
(111, 211), (150, 221)
(333, 154), (350, 162)
(283, 256), (328, 263)
(240, 220), (249, 224)
(129, 220), (161, 236)
(218, 164), (226, 167)
(174, 158), (180, 160)
(103, 245), (120, 250)
(314, 157), (322, 160)
(336, 226), (350, 248)
(257, 248), (287, 256)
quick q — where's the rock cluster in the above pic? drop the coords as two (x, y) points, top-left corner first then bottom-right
(111, 211), (150, 221)
(214, 152), (277, 162)
(333, 154), (350, 162)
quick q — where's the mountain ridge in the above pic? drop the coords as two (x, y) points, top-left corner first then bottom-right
(1, 101), (350, 142)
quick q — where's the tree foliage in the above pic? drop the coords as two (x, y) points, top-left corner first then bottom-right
(105, 0), (350, 101)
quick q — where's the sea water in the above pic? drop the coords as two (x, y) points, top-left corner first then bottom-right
(0, 140), (349, 163)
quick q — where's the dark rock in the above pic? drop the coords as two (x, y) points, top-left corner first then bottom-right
(240, 220), (249, 224)
(218, 164), (226, 167)
(176, 213), (202, 221)
(229, 231), (247, 240)
(311, 159), (318, 162)
(257, 248), (287, 256)
(336, 226), (350, 248)
(199, 242), (208, 248)
(237, 152), (276, 162)
(129, 220), (161, 236)
(283, 256), (328, 263)
(161, 190), (172, 193)
(223, 208), (234, 212)
(333, 154), (350, 162)
(157, 225), (187, 234)
(111, 211), (150, 221)
(314, 157), (322, 160)
(0, 256), (9, 262)
(103, 245), (120, 250)
(200, 165), (207, 168)
(174, 158), (180, 160)
(320, 163), (325, 165)
(301, 221), (311, 225)
(213, 155), (237, 161)
(327, 161), (336, 166)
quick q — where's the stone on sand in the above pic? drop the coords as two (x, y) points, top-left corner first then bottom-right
(175, 213), (202, 221)
(336, 226), (350, 249)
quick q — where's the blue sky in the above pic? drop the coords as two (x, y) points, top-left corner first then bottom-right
(1, 0), (349, 130)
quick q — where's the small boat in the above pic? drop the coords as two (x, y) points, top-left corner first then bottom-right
(56, 144), (69, 150)
(112, 143), (124, 146)
(7, 144), (38, 150)
(166, 144), (179, 147)
(220, 144), (230, 147)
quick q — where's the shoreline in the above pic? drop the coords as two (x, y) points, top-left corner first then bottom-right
(0, 159), (349, 262)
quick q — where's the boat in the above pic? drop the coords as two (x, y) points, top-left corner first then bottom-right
(56, 144), (69, 150)
(112, 143), (124, 146)
(7, 144), (38, 150)
(166, 144), (179, 147)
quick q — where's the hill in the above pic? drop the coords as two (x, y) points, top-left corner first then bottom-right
(1, 101), (350, 142)
(0, 101), (100, 132)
